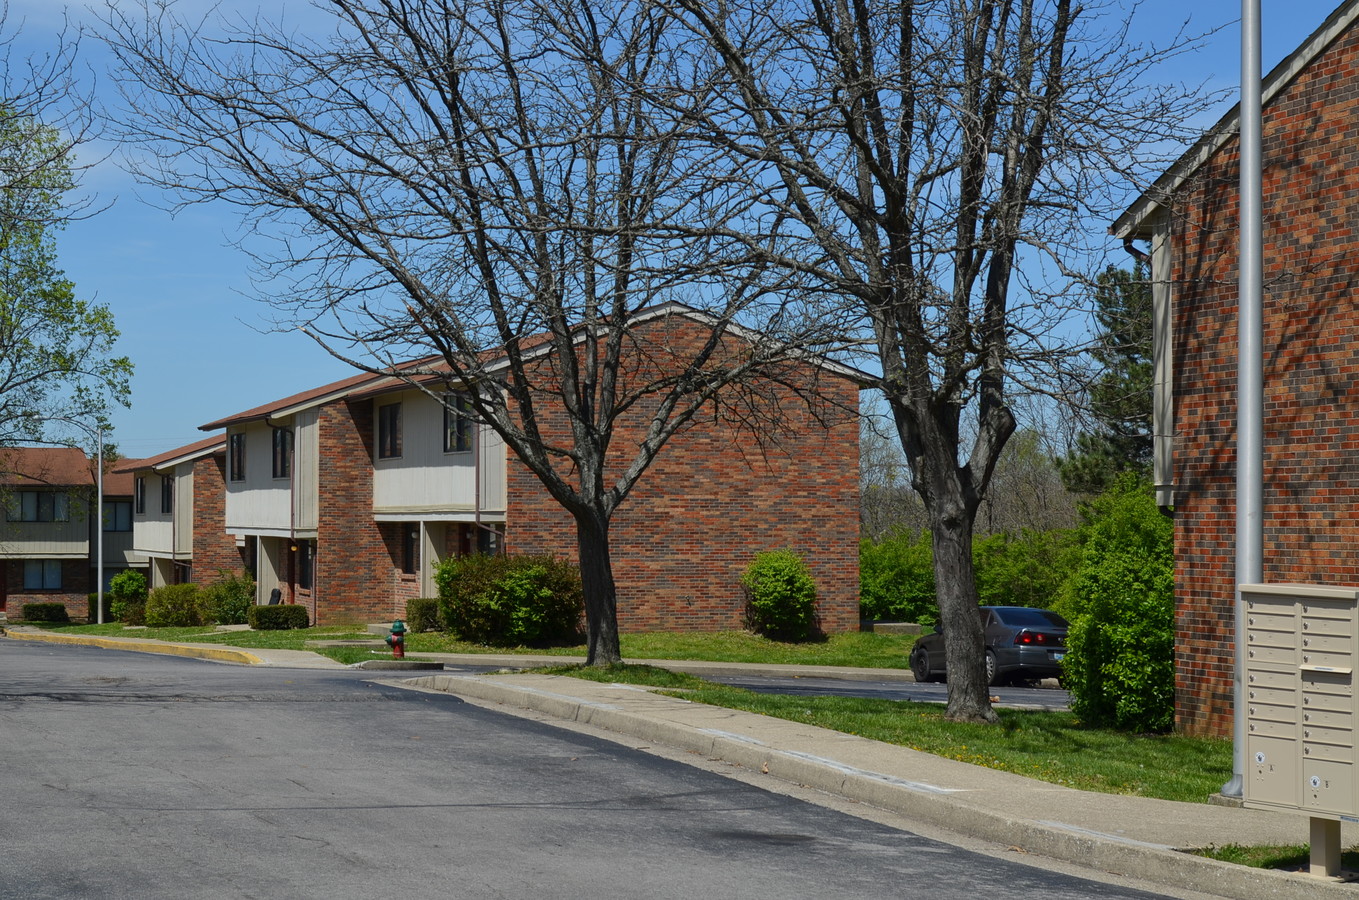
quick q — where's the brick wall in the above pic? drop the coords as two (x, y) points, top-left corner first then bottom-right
(315, 400), (397, 623)
(504, 316), (861, 633)
(1166, 21), (1359, 736)
(3, 559), (90, 621)
(192, 453), (247, 581)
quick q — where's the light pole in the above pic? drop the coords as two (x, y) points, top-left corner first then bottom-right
(29, 415), (104, 625)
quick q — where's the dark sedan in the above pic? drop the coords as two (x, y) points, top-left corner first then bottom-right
(908, 606), (1069, 686)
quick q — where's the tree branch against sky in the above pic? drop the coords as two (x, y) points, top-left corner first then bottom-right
(665, 0), (1213, 721)
(101, 0), (850, 664)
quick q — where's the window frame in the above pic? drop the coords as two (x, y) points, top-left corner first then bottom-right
(228, 432), (247, 482)
(377, 402), (403, 459)
(23, 559), (62, 590)
(272, 426), (293, 479)
(160, 475), (174, 515)
(7, 490), (70, 523)
(443, 393), (475, 454)
(134, 477), (146, 515)
(103, 499), (133, 532)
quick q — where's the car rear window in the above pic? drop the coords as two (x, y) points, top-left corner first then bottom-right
(991, 607), (1068, 628)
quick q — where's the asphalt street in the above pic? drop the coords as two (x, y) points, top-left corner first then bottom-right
(1, 639), (1169, 899)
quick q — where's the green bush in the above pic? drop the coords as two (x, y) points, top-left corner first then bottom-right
(248, 604), (310, 630)
(406, 597), (442, 633)
(144, 583), (206, 628)
(742, 549), (819, 641)
(973, 528), (1081, 610)
(200, 570), (255, 625)
(859, 530), (936, 624)
(1060, 477), (1175, 733)
(87, 592), (112, 623)
(22, 602), (69, 623)
(436, 554), (583, 646)
(108, 569), (148, 623)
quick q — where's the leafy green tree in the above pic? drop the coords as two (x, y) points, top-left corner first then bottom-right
(1061, 264), (1153, 494)
(0, 110), (130, 442)
(973, 528), (1080, 611)
(1059, 477), (1174, 732)
(859, 531), (936, 625)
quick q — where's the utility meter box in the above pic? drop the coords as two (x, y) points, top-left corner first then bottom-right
(1242, 583), (1359, 820)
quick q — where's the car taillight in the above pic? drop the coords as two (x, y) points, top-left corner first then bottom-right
(1015, 630), (1062, 646)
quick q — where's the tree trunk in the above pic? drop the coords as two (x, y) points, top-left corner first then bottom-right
(932, 512), (998, 724)
(575, 509), (622, 666)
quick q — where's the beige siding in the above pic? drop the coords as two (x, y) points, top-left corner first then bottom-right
(372, 390), (506, 515)
(224, 422), (293, 534)
(294, 409), (319, 531)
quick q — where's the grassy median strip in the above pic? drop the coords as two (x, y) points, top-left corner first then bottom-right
(545, 663), (1232, 804)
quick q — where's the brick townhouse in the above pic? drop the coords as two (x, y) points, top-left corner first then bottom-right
(146, 305), (864, 630)
(0, 447), (137, 621)
(1112, 1), (1359, 736)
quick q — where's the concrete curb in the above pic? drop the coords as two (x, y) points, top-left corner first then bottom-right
(3, 629), (264, 665)
(406, 674), (1359, 900)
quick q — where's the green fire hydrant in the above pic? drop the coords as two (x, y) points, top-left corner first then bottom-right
(385, 619), (406, 659)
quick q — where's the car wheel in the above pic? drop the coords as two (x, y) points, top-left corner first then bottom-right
(984, 650), (1000, 687)
(910, 648), (931, 683)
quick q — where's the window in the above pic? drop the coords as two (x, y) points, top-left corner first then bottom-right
(378, 403), (402, 459)
(296, 540), (314, 590)
(23, 560), (62, 590)
(103, 500), (132, 532)
(272, 427), (293, 479)
(7, 491), (70, 522)
(229, 432), (246, 482)
(401, 524), (419, 575)
(443, 393), (474, 453)
(134, 477), (146, 515)
(161, 476), (174, 515)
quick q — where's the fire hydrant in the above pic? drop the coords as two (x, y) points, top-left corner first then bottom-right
(385, 619), (406, 659)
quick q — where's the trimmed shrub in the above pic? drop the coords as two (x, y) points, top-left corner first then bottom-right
(859, 530), (936, 624)
(200, 571), (256, 625)
(87, 592), (112, 623)
(22, 602), (69, 623)
(742, 549), (819, 641)
(406, 597), (442, 634)
(436, 554), (583, 646)
(145, 584), (205, 628)
(248, 604), (309, 630)
(108, 570), (149, 624)
(1059, 477), (1174, 733)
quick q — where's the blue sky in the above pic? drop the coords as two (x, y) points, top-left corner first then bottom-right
(8, 0), (1348, 459)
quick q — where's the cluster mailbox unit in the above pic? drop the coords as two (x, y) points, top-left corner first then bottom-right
(1242, 582), (1359, 876)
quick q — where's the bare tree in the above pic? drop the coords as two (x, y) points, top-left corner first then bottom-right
(101, 0), (846, 664)
(667, 0), (1211, 720)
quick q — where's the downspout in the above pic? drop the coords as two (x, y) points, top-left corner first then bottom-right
(1122, 238), (1172, 521)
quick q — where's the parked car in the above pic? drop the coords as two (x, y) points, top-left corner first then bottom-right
(908, 606), (1069, 686)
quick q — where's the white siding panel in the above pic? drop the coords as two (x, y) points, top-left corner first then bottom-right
(372, 391), (506, 514)
(224, 422), (293, 532)
(174, 462), (194, 554)
(294, 408), (319, 531)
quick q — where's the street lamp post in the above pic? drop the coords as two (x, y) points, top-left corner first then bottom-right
(29, 415), (104, 625)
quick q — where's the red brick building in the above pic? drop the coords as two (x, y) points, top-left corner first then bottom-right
(0, 448), (137, 621)
(158, 306), (864, 630)
(1113, 2), (1359, 736)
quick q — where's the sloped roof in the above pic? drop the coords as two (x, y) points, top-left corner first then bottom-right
(115, 434), (226, 475)
(1112, 0), (1359, 238)
(0, 446), (134, 497)
(198, 302), (871, 432)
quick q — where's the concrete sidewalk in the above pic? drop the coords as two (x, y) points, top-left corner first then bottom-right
(4, 626), (1357, 898)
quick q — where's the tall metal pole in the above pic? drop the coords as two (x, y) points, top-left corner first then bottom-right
(1225, 0), (1264, 800)
(95, 425), (104, 625)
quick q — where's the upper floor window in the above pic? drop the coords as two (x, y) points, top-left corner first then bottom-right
(134, 477), (146, 515)
(228, 432), (246, 482)
(443, 393), (474, 453)
(272, 427), (293, 479)
(7, 491), (70, 523)
(377, 402), (402, 459)
(161, 475), (174, 514)
(103, 500), (132, 532)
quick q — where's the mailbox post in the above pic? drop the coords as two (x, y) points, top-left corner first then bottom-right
(1241, 583), (1359, 877)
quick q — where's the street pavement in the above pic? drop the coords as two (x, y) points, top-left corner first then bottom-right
(5, 625), (1358, 900)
